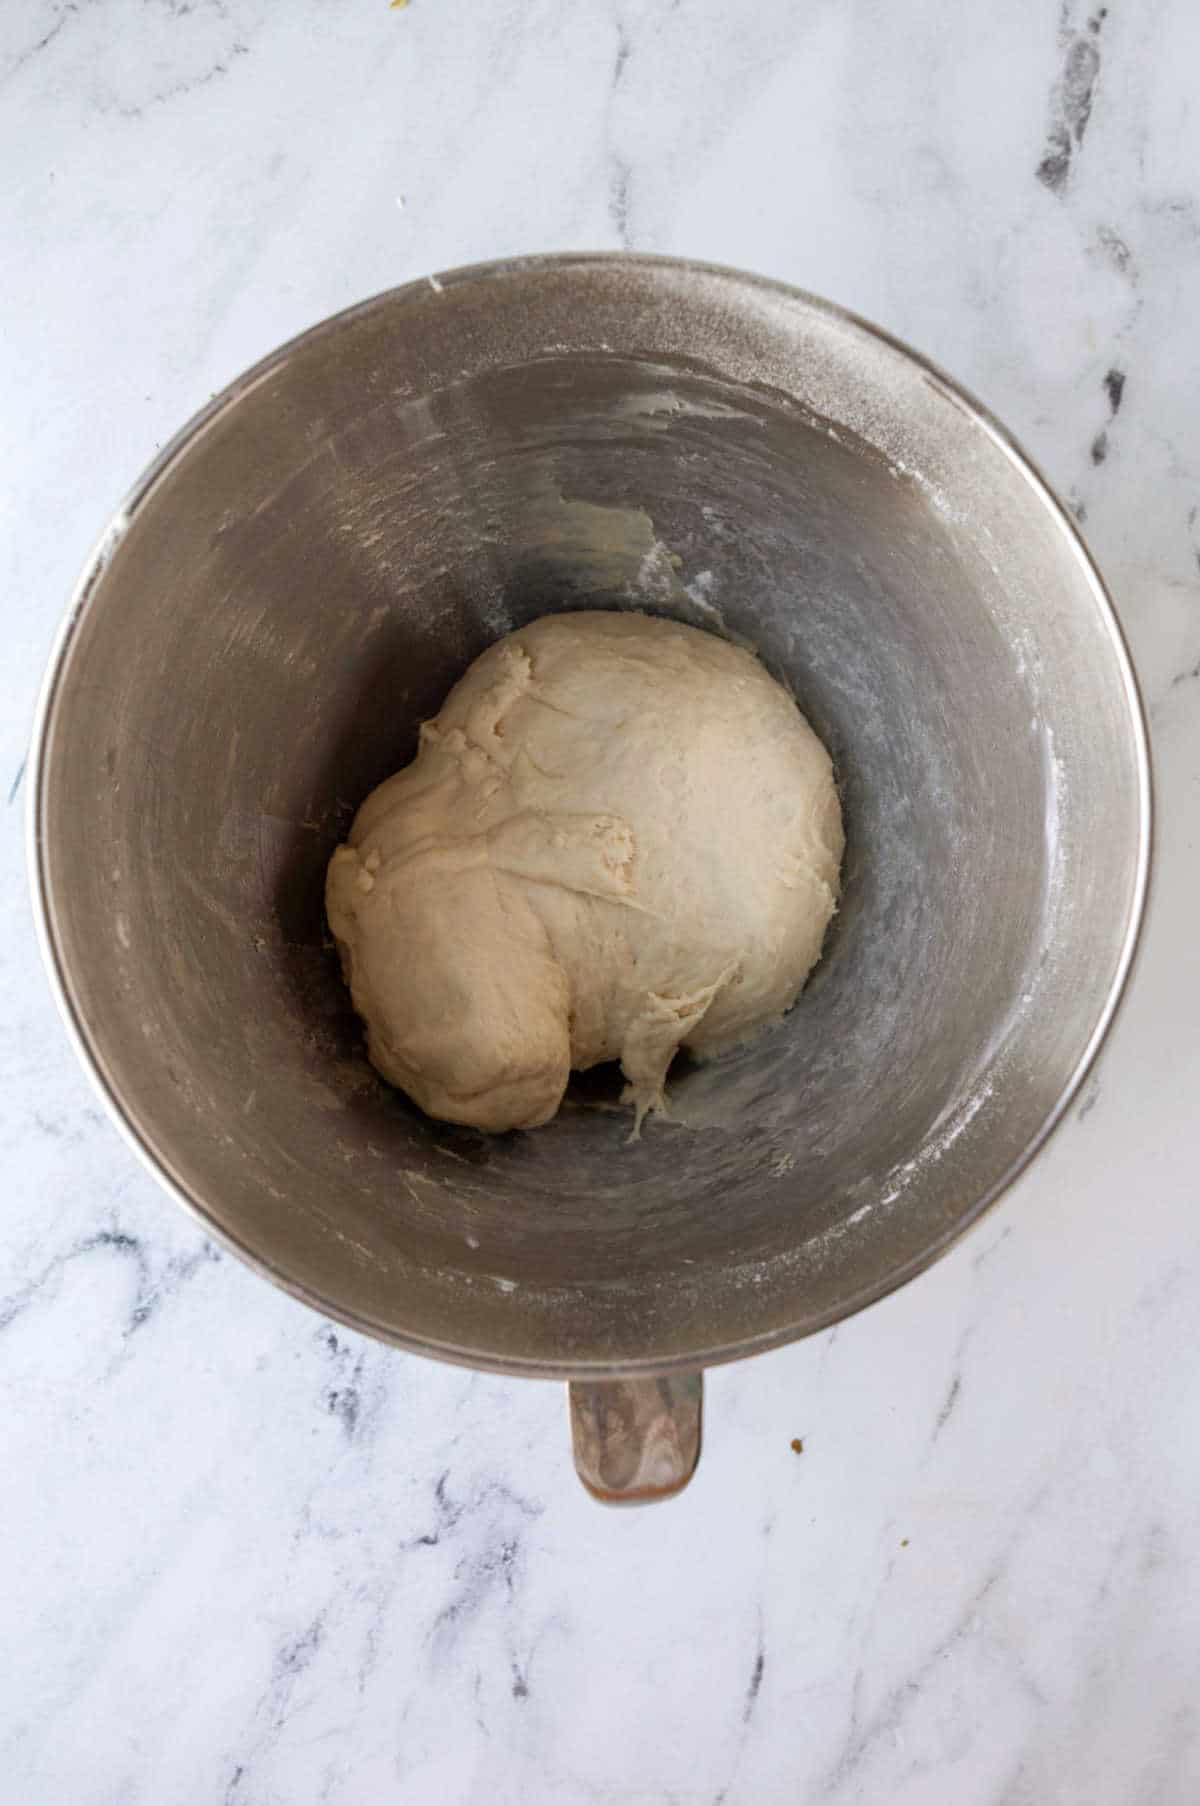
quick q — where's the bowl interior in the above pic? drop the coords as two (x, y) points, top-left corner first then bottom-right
(35, 259), (1148, 1372)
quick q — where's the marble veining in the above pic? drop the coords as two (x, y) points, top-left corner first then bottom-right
(3, 0), (1200, 1799)
(1035, 3), (1106, 196)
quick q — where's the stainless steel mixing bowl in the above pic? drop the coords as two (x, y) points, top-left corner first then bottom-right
(30, 255), (1150, 1499)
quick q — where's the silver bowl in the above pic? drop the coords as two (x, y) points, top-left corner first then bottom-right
(30, 255), (1150, 1499)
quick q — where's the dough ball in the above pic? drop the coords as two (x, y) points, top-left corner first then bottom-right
(327, 611), (842, 1133)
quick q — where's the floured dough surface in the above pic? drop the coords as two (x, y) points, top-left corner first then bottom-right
(327, 611), (843, 1133)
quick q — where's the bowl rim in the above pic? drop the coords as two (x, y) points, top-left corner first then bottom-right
(26, 251), (1155, 1379)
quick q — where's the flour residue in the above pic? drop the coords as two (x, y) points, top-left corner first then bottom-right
(878, 1082), (995, 1208)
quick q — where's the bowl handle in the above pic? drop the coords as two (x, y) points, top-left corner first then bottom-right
(568, 1372), (703, 1503)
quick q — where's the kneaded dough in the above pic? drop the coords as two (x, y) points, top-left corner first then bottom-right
(327, 611), (843, 1133)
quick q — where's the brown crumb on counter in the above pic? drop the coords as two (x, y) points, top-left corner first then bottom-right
(790, 1437), (804, 1454)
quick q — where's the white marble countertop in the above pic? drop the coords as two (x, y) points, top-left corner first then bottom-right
(4, 2), (1200, 1800)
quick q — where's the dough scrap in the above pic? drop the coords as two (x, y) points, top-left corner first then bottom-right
(327, 610), (843, 1133)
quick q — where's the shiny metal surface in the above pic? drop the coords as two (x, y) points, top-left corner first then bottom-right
(30, 254), (1151, 1385)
